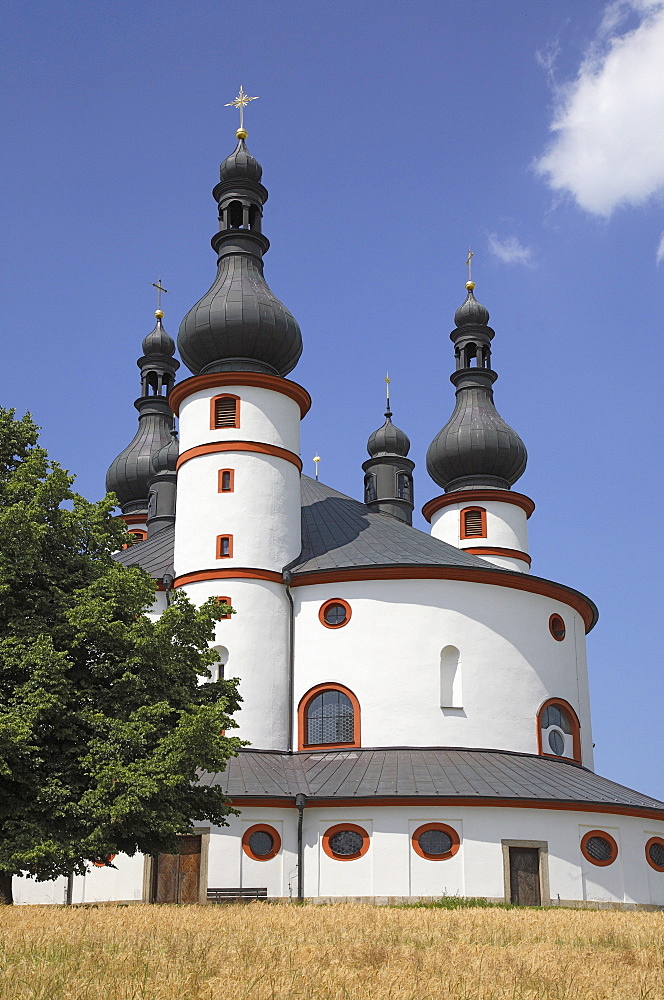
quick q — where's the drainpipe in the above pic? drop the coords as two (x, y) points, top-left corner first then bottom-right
(283, 569), (295, 752)
(295, 793), (307, 901)
(162, 572), (174, 607)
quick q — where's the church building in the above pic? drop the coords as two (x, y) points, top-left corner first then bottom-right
(16, 116), (664, 907)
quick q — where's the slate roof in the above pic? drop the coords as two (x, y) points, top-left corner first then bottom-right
(201, 747), (664, 814)
(114, 524), (174, 581)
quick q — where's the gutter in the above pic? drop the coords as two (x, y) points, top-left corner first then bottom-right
(282, 569), (295, 752)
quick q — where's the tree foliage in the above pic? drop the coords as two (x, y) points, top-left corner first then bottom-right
(0, 408), (241, 901)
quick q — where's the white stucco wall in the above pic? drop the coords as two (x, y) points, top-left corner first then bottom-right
(177, 383), (301, 455)
(292, 578), (592, 764)
(431, 499), (530, 571)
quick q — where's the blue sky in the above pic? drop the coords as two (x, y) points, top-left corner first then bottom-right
(1, 0), (663, 797)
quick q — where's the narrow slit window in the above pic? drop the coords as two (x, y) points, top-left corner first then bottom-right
(218, 469), (234, 493)
(461, 507), (486, 538)
(216, 535), (233, 559)
(396, 472), (412, 501)
(212, 396), (239, 429)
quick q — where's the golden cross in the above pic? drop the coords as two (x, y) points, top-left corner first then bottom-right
(466, 249), (474, 282)
(225, 85), (259, 132)
(151, 278), (169, 311)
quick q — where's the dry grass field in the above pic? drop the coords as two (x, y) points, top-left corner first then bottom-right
(1, 903), (663, 1000)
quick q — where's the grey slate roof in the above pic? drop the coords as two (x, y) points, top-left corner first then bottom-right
(288, 476), (492, 575)
(201, 747), (664, 814)
(114, 524), (174, 581)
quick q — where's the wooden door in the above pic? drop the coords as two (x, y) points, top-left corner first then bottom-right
(153, 835), (202, 903)
(509, 847), (541, 905)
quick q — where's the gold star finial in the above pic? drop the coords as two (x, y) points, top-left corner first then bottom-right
(465, 249), (475, 290)
(151, 277), (169, 319)
(225, 85), (259, 139)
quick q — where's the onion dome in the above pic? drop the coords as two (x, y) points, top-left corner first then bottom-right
(426, 282), (527, 493)
(106, 313), (179, 515)
(367, 408), (411, 458)
(146, 430), (178, 536)
(177, 136), (303, 377)
(151, 431), (178, 475)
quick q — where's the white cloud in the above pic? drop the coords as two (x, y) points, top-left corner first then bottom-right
(656, 232), (664, 263)
(535, 1), (664, 216)
(487, 234), (534, 267)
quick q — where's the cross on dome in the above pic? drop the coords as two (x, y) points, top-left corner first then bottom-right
(225, 85), (259, 139)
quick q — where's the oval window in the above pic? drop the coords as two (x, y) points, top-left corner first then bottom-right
(319, 599), (352, 629)
(646, 837), (664, 872)
(411, 823), (460, 860)
(581, 830), (618, 866)
(549, 614), (566, 641)
(242, 824), (281, 861)
(323, 823), (369, 860)
(548, 729), (565, 756)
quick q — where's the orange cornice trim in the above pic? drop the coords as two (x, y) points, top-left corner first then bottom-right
(422, 490), (536, 522)
(118, 514), (146, 525)
(169, 372), (312, 418)
(173, 567), (283, 588)
(176, 440), (303, 472)
(290, 565), (598, 632)
(464, 546), (532, 567)
(227, 796), (664, 821)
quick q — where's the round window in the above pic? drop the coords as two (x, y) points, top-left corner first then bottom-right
(581, 830), (618, 866)
(548, 728), (565, 756)
(549, 614), (566, 641)
(319, 599), (352, 629)
(411, 823), (460, 860)
(323, 823), (369, 860)
(646, 837), (664, 872)
(92, 854), (117, 868)
(242, 824), (281, 861)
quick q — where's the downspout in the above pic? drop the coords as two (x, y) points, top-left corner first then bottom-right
(295, 792), (307, 901)
(283, 569), (295, 752)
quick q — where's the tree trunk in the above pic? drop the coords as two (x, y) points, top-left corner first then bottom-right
(0, 872), (13, 905)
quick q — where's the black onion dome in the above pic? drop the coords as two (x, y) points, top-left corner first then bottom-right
(142, 318), (175, 357)
(454, 288), (490, 328)
(367, 413), (411, 458)
(105, 400), (175, 512)
(151, 433), (179, 475)
(219, 139), (262, 183)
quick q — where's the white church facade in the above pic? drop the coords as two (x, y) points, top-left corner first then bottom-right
(15, 124), (664, 907)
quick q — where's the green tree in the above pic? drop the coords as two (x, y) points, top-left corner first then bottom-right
(0, 408), (241, 904)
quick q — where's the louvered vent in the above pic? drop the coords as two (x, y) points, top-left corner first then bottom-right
(214, 397), (237, 428)
(463, 509), (484, 537)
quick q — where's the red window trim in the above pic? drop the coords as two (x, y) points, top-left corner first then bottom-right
(580, 829), (618, 867)
(318, 598), (352, 629)
(297, 682), (361, 751)
(216, 535), (233, 559)
(92, 854), (117, 868)
(536, 697), (582, 764)
(460, 506), (487, 540)
(549, 613), (566, 641)
(218, 468), (235, 493)
(411, 823), (460, 860)
(322, 823), (370, 860)
(210, 393), (240, 431)
(242, 824), (281, 861)
(216, 596), (232, 619)
(645, 837), (664, 872)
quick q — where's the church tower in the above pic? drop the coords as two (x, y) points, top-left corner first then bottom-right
(423, 281), (533, 573)
(106, 311), (179, 536)
(362, 382), (414, 524)
(169, 104), (309, 749)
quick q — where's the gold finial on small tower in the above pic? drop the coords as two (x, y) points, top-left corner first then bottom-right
(313, 454), (321, 481)
(385, 371), (391, 413)
(151, 277), (169, 319)
(225, 85), (259, 140)
(465, 248), (475, 290)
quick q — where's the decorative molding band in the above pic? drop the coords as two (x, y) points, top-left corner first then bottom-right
(169, 371), (312, 418)
(464, 546), (532, 567)
(290, 565), (598, 631)
(173, 567), (284, 588)
(176, 440), (303, 472)
(422, 489), (536, 522)
(227, 795), (664, 821)
(118, 513), (147, 525)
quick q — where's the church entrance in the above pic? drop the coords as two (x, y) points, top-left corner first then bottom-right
(508, 846), (541, 905)
(152, 835), (202, 903)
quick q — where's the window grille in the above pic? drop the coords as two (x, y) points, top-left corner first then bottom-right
(306, 689), (354, 745)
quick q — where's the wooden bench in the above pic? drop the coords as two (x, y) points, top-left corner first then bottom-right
(207, 887), (268, 903)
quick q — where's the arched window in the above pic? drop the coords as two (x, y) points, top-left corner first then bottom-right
(210, 644), (229, 680)
(537, 698), (581, 763)
(210, 394), (240, 429)
(364, 473), (377, 503)
(440, 645), (461, 708)
(228, 200), (243, 228)
(460, 507), (486, 539)
(396, 472), (412, 502)
(297, 683), (360, 750)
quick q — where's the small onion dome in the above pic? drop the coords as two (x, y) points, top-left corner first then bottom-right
(105, 406), (174, 511)
(219, 139), (262, 183)
(142, 317), (176, 358)
(177, 256), (302, 376)
(367, 411), (411, 458)
(151, 432), (178, 476)
(426, 396), (527, 491)
(454, 285), (490, 328)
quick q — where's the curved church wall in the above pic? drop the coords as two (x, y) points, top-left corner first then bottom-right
(292, 578), (592, 764)
(177, 383), (301, 455)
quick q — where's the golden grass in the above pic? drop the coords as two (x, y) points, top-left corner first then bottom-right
(1, 903), (664, 1000)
